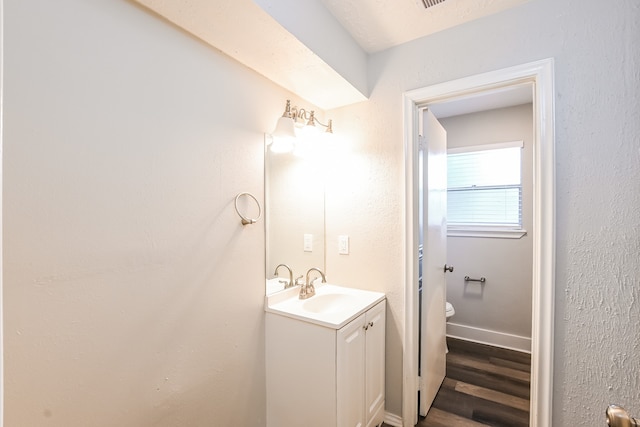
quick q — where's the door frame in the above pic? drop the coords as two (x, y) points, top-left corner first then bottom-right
(1, 1), (5, 424)
(402, 59), (556, 427)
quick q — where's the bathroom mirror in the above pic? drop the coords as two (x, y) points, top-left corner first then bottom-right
(265, 137), (326, 295)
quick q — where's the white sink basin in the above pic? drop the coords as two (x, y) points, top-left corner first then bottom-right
(265, 283), (385, 329)
(302, 293), (359, 314)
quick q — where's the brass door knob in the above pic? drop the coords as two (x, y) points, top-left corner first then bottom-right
(607, 405), (640, 427)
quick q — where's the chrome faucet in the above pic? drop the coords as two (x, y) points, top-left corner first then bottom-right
(300, 267), (326, 299)
(273, 264), (294, 289)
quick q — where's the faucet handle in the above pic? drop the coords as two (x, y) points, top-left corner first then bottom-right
(303, 284), (316, 299)
(294, 275), (304, 287)
(278, 279), (291, 288)
(305, 278), (317, 298)
(298, 276), (309, 299)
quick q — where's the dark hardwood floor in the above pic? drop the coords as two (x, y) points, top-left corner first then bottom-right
(386, 337), (531, 427)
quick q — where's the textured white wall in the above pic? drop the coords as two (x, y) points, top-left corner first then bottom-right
(326, 0), (640, 423)
(442, 104), (534, 344)
(2, 0), (294, 425)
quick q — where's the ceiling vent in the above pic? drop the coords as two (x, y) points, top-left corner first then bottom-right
(421, 0), (447, 9)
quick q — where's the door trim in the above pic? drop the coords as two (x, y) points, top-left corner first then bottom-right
(0, 1), (5, 424)
(402, 58), (556, 427)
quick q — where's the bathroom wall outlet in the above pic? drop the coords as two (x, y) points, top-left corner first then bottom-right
(338, 235), (350, 255)
(303, 234), (313, 252)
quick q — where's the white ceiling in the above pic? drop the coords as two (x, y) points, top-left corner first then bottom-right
(319, 0), (531, 53)
(132, 0), (531, 110)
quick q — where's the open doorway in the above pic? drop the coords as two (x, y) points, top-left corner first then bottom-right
(421, 99), (534, 426)
(435, 97), (534, 353)
(402, 59), (556, 427)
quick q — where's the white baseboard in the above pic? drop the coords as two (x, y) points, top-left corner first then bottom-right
(383, 411), (403, 427)
(446, 322), (531, 353)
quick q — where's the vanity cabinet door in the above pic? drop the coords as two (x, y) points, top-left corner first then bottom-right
(337, 313), (366, 427)
(365, 301), (386, 427)
(337, 300), (386, 427)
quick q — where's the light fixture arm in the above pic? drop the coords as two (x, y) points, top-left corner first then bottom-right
(269, 100), (336, 155)
(287, 102), (333, 133)
(281, 99), (293, 119)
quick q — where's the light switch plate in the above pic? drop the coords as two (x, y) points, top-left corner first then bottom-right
(304, 234), (313, 252)
(338, 235), (349, 255)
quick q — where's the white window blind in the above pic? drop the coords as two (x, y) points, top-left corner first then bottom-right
(447, 142), (523, 228)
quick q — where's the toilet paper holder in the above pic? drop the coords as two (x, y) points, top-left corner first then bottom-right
(464, 276), (486, 283)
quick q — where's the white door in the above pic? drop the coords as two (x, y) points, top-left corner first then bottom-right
(418, 108), (448, 416)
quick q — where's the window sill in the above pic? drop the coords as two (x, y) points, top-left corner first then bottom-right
(447, 227), (527, 239)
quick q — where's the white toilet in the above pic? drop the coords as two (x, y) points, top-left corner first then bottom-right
(445, 302), (455, 353)
(446, 301), (455, 320)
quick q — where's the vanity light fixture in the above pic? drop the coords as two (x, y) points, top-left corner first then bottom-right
(269, 100), (334, 153)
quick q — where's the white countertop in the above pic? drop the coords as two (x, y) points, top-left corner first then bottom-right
(265, 283), (385, 329)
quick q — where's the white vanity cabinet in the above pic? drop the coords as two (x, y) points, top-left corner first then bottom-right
(266, 299), (386, 427)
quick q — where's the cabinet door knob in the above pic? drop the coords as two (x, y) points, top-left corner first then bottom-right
(444, 264), (454, 273)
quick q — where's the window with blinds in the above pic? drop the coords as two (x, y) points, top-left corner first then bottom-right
(447, 142), (523, 229)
